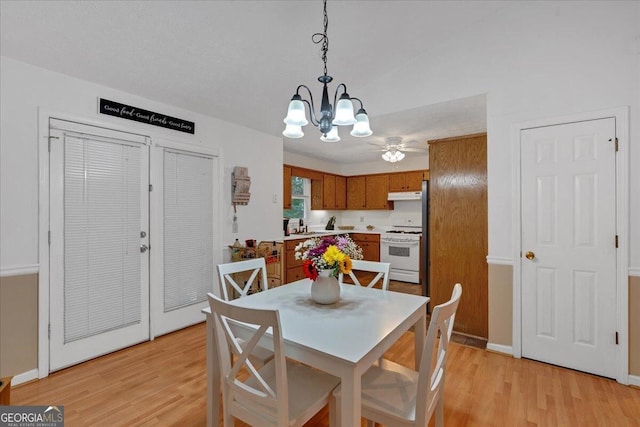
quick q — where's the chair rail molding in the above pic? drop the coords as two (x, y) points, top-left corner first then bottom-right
(628, 268), (640, 278)
(0, 264), (39, 278)
(486, 256), (513, 266)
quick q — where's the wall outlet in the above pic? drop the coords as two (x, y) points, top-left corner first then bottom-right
(360, 216), (364, 222)
(272, 194), (278, 204)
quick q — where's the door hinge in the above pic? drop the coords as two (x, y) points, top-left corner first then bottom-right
(149, 184), (153, 192)
(48, 230), (51, 245)
(48, 324), (51, 339)
(615, 331), (619, 345)
(615, 235), (619, 248)
(609, 137), (619, 152)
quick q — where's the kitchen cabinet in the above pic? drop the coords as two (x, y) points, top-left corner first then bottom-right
(350, 233), (380, 261)
(323, 174), (336, 209)
(283, 166), (292, 209)
(285, 164), (397, 211)
(284, 238), (307, 283)
(311, 179), (323, 210)
(347, 176), (366, 209)
(388, 170), (426, 192)
(365, 175), (391, 209)
(335, 176), (347, 209)
(310, 174), (346, 211)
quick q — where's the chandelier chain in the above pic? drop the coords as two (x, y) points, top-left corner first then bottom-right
(312, 0), (329, 77)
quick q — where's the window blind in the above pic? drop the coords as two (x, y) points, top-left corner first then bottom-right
(64, 135), (142, 343)
(163, 150), (214, 311)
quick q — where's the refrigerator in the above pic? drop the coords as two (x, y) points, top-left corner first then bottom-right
(420, 180), (430, 311)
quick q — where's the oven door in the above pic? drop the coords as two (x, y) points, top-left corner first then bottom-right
(380, 238), (420, 283)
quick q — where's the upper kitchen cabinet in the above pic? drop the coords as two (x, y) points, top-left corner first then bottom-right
(347, 176), (366, 209)
(335, 175), (347, 209)
(365, 174), (392, 210)
(388, 170), (428, 192)
(311, 179), (323, 210)
(322, 174), (336, 209)
(283, 166), (292, 209)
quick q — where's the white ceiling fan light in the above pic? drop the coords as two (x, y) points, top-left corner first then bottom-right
(380, 136), (413, 163)
(382, 149), (405, 162)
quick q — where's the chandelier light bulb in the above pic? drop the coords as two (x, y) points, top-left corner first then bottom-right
(320, 126), (340, 142)
(332, 94), (356, 126)
(282, 124), (304, 139)
(351, 109), (372, 137)
(283, 97), (309, 127)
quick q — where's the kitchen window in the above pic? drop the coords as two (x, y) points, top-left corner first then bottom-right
(283, 176), (310, 220)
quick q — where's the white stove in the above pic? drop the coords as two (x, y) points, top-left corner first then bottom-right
(380, 226), (422, 283)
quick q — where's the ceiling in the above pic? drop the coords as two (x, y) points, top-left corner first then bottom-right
(0, 1), (489, 164)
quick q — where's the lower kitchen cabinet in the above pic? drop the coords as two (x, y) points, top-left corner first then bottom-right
(284, 238), (306, 283)
(351, 233), (380, 261)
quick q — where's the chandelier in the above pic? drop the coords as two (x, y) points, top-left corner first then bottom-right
(282, 0), (372, 142)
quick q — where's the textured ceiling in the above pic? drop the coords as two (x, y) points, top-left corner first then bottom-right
(0, 0), (489, 163)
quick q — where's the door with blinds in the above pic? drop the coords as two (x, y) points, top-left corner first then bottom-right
(49, 119), (150, 371)
(151, 143), (217, 336)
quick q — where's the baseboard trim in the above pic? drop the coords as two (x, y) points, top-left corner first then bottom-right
(629, 374), (640, 388)
(11, 369), (39, 386)
(486, 343), (513, 355)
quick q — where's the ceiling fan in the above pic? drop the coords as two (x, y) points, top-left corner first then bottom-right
(369, 136), (426, 162)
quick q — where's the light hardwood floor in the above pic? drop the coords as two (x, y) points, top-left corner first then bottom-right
(12, 322), (640, 426)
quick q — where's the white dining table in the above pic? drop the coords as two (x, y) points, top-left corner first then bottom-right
(203, 279), (429, 427)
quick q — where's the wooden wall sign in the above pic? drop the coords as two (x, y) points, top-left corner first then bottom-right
(98, 98), (195, 134)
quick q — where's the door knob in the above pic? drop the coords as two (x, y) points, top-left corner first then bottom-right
(140, 244), (149, 253)
(525, 251), (535, 260)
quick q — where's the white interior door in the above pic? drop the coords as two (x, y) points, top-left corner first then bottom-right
(521, 118), (617, 378)
(49, 120), (150, 371)
(151, 144), (217, 336)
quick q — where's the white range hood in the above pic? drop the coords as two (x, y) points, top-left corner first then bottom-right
(387, 191), (422, 201)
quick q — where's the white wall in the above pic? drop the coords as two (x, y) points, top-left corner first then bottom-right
(0, 57), (283, 270)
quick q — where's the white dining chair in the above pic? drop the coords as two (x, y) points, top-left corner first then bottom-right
(334, 283), (462, 427)
(217, 258), (273, 365)
(217, 258), (269, 300)
(338, 259), (391, 290)
(207, 293), (340, 427)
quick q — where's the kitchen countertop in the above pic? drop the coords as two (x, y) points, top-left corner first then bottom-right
(280, 229), (382, 242)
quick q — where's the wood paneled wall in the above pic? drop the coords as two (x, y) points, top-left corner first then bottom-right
(429, 133), (488, 338)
